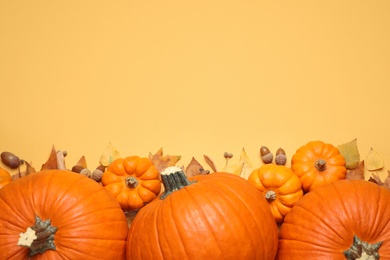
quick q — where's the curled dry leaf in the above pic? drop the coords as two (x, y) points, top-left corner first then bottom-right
(41, 145), (58, 170)
(185, 157), (209, 178)
(345, 161), (365, 180)
(203, 154), (217, 173)
(149, 148), (181, 173)
(337, 138), (360, 170)
(366, 148), (384, 171)
(99, 142), (121, 167)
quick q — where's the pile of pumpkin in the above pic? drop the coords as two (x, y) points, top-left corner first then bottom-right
(0, 140), (389, 259)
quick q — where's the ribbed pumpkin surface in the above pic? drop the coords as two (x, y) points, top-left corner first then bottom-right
(0, 170), (129, 259)
(127, 172), (278, 260)
(277, 179), (390, 259)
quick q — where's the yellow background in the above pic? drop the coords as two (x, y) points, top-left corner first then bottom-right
(1, 1), (389, 175)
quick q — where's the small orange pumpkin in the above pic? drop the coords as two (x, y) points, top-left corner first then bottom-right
(291, 140), (347, 192)
(101, 156), (162, 211)
(0, 166), (12, 189)
(247, 164), (303, 222)
(127, 166), (279, 259)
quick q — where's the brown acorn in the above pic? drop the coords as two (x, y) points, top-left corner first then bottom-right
(260, 146), (273, 164)
(275, 148), (287, 165)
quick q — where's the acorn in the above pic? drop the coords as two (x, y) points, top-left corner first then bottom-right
(275, 148), (287, 166)
(71, 165), (91, 178)
(91, 165), (105, 182)
(260, 146), (273, 164)
(1, 151), (21, 169)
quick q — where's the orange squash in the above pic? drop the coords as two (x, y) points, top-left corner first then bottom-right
(127, 166), (278, 259)
(0, 166), (12, 189)
(0, 170), (128, 259)
(277, 179), (390, 259)
(101, 156), (162, 211)
(291, 140), (347, 192)
(247, 164), (303, 222)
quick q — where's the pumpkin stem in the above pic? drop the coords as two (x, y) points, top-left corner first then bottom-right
(17, 215), (58, 257)
(125, 176), (139, 188)
(160, 166), (196, 200)
(265, 190), (277, 202)
(344, 235), (383, 260)
(314, 159), (327, 171)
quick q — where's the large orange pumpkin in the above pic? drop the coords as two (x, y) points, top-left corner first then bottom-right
(247, 164), (303, 222)
(277, 179), (390, 259)
(101, 156), (162, 211)
(0, 166), (12, 188)
(126, 166), (279, 259)
(0, 170), (128, 259)
(291, 140), (347, 192)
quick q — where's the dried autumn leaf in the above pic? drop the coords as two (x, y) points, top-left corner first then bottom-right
(99, 142), (121, 167)
(220, 148), (253, 179)
(41, 145), (58, 170)
(370, 172), (383, 186)
(149, 148), (181, 173)
(21, 161), (36, 177)
(185, 157), (209, 178)
(203, 154), (218, 173)
(337, 138), (360, 170)
(345, 161), (365, 180)
(237, 148), (254, 179)
(383, 170), (390, 190)
(75, 156), (88, 169)
(366, 148), (384, 171)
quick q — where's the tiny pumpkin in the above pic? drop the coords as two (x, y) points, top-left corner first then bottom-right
(101, 156), (162, 211)
(127, 166), (279, 259)
(0, 166), (12, 189)
(277, 179), (390, 259)
(0, 170), (128, 259)
(291, 140), (347, 192)
(247, 164), (303, 222)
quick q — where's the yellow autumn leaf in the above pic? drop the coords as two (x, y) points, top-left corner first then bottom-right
(220, 148), (253, 179)
(337, 138), (360, 170)
(99, 142), (121, 167)
(366, 148), (384, 171)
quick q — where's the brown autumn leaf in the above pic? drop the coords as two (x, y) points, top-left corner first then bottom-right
(383, 171), (390, 190)
(203, 154), (218, 173)
(75, 156), (88, 169)
(41, 145), (58, 170)
(12, 161), (36, 180)
(149, 148), (181, 173)
(370, 172), (383, 186)
(22, 161), (36, 176)
(345, 160), (365, 180)
(185, 157), (210, 178)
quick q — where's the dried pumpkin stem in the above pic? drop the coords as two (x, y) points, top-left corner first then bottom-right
(314, 159), (327, 171)
(344, 235), (383, 260)
(125, 176), (139, 188)
(265, 190), (277, 202)
(160, 166), (196, 200)
(17, 215), (58, 257)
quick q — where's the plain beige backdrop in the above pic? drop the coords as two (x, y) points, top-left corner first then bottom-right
(1, 1), (389, 177)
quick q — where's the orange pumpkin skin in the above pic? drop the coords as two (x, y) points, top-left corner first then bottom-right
(247, 164), (303, 222)
(277, 180), (390, 259)
(126, 171), (278, 260)
(101, 156), (162, 211)
(0, 166), (12, 188)
(0, 170), (128, 259)
(291, 140), (347, 192)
